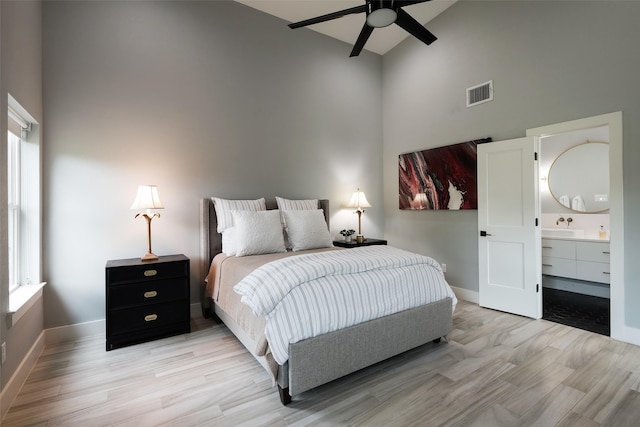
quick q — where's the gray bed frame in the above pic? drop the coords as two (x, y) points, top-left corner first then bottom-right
(199, 197), (453, 405)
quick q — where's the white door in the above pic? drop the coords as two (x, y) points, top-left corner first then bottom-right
(478, 137), (541, 319)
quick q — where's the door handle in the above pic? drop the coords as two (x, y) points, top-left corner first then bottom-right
(480, 231), (492, 237)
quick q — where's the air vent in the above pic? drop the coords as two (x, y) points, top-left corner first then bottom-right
(467, 80), (493, 107)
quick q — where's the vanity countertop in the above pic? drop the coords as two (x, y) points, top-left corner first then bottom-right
(540, 227), (609, 243)
(541, 235), (609, 243)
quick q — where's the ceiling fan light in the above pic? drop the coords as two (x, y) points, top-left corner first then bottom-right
(366, 8), (397, 28)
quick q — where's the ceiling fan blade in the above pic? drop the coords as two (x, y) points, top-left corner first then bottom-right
(288, 4), (367, 29)
(394, 7), (437, 45)
(350, 23), (375, 57)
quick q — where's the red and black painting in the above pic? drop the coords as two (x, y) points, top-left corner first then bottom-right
(398, 137), (491, 210)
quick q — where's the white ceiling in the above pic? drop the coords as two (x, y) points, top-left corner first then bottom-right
(235, 1), (457, 55)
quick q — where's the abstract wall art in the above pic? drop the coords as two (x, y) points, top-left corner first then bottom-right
(398, 137), (492, 210)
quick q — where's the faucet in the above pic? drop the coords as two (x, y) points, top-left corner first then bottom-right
(556, 217), (565, 226)
(566, 217), (573, 226)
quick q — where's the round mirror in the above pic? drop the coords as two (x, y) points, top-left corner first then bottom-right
(548, 142), (609, 212)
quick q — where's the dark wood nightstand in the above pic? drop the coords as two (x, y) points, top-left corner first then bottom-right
(105, 254), (190, 351)
(333, 238), (387, 248)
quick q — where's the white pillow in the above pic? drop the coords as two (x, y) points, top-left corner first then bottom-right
(283, 209), (333, 252)
(212, 197), (266, 233)
(232, 210), (287, 256)
(221, 227), (237, 256)
(276, 197), (319, 248)
(275, 196), (318, 211)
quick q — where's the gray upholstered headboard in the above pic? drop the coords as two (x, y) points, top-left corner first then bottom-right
(199, 197), (330, 278)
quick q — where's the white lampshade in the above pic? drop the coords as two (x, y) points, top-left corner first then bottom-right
(347, 188), (372, 210)
(130, 185), (164, 210)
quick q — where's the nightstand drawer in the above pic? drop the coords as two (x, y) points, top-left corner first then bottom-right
(108, 301), (189, 335)
(107, 260), (188, 284)
(108, 278), (188, 309)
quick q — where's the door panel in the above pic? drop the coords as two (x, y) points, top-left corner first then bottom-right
(486, 150), (525, 227)
(478, 137), (541, 319)
(488, 241), (525, 290)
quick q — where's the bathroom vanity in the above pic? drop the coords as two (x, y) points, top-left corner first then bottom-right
(542, 236), (610, 297)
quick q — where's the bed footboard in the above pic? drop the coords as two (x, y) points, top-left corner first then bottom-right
(283, 297), (453, 402)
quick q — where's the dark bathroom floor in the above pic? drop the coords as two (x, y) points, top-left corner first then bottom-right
(543, 287), (610, 336)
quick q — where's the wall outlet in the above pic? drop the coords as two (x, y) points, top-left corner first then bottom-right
(442, 263), (447, 273)
(1, 342), (6, 365)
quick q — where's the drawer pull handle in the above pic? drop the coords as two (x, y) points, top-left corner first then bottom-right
(542, 246), (553, 249)
(144, 314), (158, 322)
(542, 263), (553, 267)
(603, 251), (611, 254)
(604, 272), (611, 275)
(144, 291), (158, 298)
(144, 269), (158, 277)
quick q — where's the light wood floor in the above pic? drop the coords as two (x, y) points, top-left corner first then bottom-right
(4, 300), (640, 426)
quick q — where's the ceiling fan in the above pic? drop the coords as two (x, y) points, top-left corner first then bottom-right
(288, 0), (437, 57)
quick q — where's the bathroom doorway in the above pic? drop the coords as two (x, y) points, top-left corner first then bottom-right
(538, 126), (610, 335)
(527, 112), (623, 339)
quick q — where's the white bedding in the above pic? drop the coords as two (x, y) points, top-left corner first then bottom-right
(234, 245), (457, 365)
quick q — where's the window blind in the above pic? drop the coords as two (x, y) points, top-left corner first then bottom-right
(8, 105), (31, 137)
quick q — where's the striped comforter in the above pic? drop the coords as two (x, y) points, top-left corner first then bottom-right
(233, 245), (457, 365)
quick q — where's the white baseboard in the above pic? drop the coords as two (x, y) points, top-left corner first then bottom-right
(45, 319), (106, 345)
(0, 330), (46, 422)
(191, 302), (204, 319)
(612, 323), (640, 347)
(450, 285), (479, 304)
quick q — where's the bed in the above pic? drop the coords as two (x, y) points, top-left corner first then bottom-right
(199, 197), (455, 405)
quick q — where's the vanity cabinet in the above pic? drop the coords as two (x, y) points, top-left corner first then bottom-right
(542, 239), (610, 284)
(576, 241), (611, 283)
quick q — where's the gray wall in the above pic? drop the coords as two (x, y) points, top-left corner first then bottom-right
(42, 1), (383, 328)
(0, 0), (43, 390)
(383, 1), (640, 326)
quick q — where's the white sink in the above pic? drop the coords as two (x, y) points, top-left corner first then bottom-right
(541, 228), (585, 238)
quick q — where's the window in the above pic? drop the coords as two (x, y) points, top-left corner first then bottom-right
(7, 96), (40, 294)
(7, 130), (21, 292)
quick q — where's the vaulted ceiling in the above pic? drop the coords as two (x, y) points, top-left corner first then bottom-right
(235, 1), (457, 55)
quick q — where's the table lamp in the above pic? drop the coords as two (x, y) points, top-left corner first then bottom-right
(347, 188), (371, 243)
(131, 185), (164, 261)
